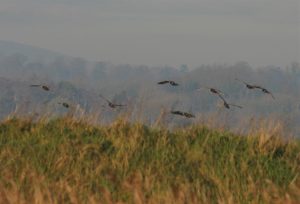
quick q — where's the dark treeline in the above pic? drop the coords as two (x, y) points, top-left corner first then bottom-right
(0, 53), (299, 135)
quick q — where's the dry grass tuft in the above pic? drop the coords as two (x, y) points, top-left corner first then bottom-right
(0, 117), (299, 203)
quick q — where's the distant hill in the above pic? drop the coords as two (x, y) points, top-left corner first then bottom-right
(0, 40), (67, 62)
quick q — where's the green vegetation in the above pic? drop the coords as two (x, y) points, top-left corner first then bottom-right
(0, 117), (299, 203)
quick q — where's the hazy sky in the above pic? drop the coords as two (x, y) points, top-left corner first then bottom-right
(0, 0), (299, 68)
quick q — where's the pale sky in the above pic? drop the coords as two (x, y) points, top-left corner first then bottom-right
(0, 0), (299, 68)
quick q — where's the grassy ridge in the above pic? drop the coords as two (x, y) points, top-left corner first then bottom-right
(0, 117), (299, 203)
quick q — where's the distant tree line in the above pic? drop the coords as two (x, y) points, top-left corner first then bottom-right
(0, 53), (299, 135)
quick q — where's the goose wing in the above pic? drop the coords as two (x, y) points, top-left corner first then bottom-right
(228, 103), (243, 109)
(158, 80), (170, 84)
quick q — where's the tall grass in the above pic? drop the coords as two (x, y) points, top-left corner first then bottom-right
(0, 117), (299, 203)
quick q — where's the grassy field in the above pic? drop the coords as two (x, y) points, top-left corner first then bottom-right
(0, 117), (299, 203)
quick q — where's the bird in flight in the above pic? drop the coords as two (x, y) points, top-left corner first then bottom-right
(171, 110), (195, 118)
(197, 86), (228, 100)
(235, 78), (275, 99)
(235, 78), (260, 90)
(218, 94), (243, 109)
(99, 94), (126, 109)
(222, 101), (243, 109)
(157, 80), (179, 86)
(30, 84), (50, 91)
(58, 102), (70, 108)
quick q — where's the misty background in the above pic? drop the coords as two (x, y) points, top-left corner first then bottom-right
(0, 40), (299, 136)
(1, 0), (299, 67)
(0, 1), (299, 135)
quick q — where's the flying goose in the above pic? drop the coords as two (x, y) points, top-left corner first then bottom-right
(99, 94), (126, 109)
(157, 80), (179, 86)
(218, 94), (243, 109)
(235, 78), (275, 99)
(30, 84), (50, 91)
(222, 101), (243, 109)
(197, 86), (227, 96)
(197, 86), (228, 103)
(171, 110), (195, 118)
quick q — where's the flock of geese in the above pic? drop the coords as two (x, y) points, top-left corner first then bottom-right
(156, 79), (274, 118)
(29, 77), (275, 119)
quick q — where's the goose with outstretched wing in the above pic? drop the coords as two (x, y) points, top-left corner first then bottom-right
(235, 78), (275, 99)
(30, 84), (50, 91)
(157, 80), (179, 86)
(99, 94), (126, 109)
(171, 110), (195, 118)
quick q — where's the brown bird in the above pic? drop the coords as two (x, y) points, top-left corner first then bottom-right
(235, 78), (260, 89)
(30, 84), (50, 91)
(171, 110), (195, 118)
(218, 94), (243, 109)
(223, 101), (243, 109)
(58, 102), (70, 108)
(235, 78), (275, 99)
(158, 80), (179, 86)
(99, 94), (126, 109)
(197, 86), (228, 100)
